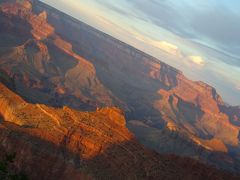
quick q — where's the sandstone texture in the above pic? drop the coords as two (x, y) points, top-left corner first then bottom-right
(0, 82), (238, 179)
(0, 0), (240, 175)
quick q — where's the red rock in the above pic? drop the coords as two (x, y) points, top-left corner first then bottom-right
(0, 0), (240, 175)
(0, 82), (238, 179)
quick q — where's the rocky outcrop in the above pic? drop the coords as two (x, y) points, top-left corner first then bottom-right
(0, 82), (238, 179)
(0, 1), (53, 39)
(0, 1), (118, 110)
(0, 0), (32, 18)
(220, 105), (240, 127)
(28, 10), (54, 40)
(153, 76), (240, 147)
(0, 0), (240, 174)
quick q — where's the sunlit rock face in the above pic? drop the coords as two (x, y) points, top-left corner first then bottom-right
(0, 82), (237, 179)
(0, 0), (239, 174)
(0, 0), (117, 110)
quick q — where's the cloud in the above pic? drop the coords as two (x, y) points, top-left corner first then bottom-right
(188, 56), (205, 66)
(190, 7), (240, 58)
(41, 0), (240, 105)
(132, 32), (182, 56)
(94, 0), (133, 17)
(150, 41), (181, 56)
(152, 41), (178, 51)
(131, 31), (206, 68)
(126, 0), (240, 60)
(132, 32), (205, 68)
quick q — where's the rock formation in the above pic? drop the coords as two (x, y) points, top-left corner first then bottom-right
(0, 0), (239, 175)
(0, 82), (238, 179)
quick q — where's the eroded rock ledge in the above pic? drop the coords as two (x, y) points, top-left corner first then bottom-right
(0, 83), (237, 179)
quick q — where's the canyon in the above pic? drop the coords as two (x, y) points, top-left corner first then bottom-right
(0, 0), (240, 178)
(0, 82), (237, 179)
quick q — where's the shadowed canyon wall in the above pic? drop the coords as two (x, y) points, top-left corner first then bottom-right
(0, 0), (240, 174)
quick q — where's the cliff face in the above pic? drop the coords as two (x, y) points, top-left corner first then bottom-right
(0, 82), (237, 179)
(0, 1), (118, 110)
(0, 0), (240, 174)
(32, 0), (240, 162)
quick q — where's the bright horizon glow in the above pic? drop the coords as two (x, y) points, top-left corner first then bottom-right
(41, 0), (240, 106)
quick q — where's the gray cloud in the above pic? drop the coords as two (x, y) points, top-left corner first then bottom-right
(190, 8), (240, 58)
(94, 0), (132, 17)
(118, 0), (240, 63)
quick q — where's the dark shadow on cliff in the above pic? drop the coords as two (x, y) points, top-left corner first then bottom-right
(0, 120), (238, 180)
(0, 3), (183, 129)
(0, 12), (97, 111)
(219, 105), (240, 127)
(0, 114), (3, 123)
(30, 1), (181, 126)
(0, 12), (33, 47)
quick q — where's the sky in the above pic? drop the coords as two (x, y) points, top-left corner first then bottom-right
(41, 0), (240, 106)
